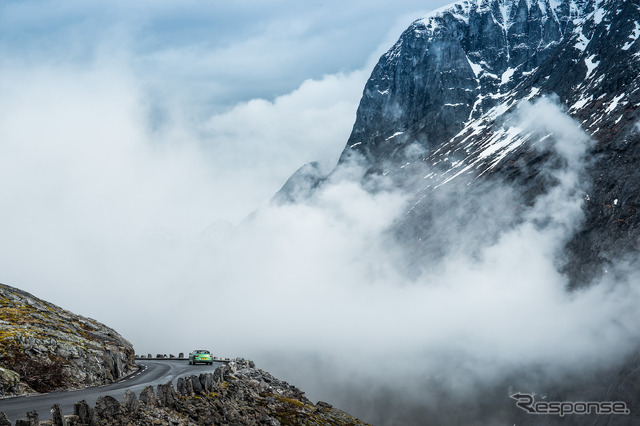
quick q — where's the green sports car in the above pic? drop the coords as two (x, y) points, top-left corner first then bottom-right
(189, 349), (213, 365)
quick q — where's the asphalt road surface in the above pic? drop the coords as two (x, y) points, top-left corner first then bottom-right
(0, 359), (224, 423)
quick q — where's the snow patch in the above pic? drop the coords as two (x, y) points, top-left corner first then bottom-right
(622, 21), (640, 50)
(501, 68), (516, 85)
(417, 1), (472, 27)
(575, 31), (589, 51)
(606, 93), (626, 114)
(483, 71), (500, 80)
(467, 57), (483, 78)
(477, 126), (523, 161)
(593, 7), (605, 25)
(385, 132), (404, 141)
(499, 2), (511, 30)
(525, 87), (540, 100)
(584, 55), (599, 79)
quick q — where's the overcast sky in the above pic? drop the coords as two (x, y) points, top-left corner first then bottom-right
(0, 0), (451, 111)
(0, 0), (452, 341)
(0, 0), (454, 222)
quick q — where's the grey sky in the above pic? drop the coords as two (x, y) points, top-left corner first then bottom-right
(0, 0), (454, 222)
(0, 0), (452, 112)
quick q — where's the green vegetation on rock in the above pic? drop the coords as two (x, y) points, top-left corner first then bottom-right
(0, 283), (136, 396)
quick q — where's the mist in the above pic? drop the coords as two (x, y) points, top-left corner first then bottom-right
(1, 3), (639, 425)
(1, 64), (634, 425)
(190, 98), (640, 424)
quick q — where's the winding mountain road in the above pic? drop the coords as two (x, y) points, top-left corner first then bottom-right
(0, 359), (224, 423)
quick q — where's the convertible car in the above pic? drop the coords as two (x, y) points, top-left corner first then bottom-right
(189, 349), (213, 365)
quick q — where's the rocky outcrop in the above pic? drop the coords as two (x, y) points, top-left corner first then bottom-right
(2, 359), (370, 426)
(0, 368), (29, 397)
(272, 162), (326, 205)
(0, 283), (136, 396)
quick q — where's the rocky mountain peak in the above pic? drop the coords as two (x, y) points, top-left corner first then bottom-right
(337, 0), (612, 169)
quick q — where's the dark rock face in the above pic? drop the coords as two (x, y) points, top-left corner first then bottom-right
(340, 0), (572, 169)
(0, 283), (136, 396)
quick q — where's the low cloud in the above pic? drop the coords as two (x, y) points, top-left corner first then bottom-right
(170, 98), (639, 424)
(0, 59), (364, 316)
(0, 5), (637, 423)
(1, 64), (637, 424)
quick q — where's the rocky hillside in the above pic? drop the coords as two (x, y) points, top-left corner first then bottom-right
(2, 359), (370, 426)
(0, 283), (136, 396)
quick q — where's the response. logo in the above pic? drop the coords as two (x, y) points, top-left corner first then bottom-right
(510, 393), (630, 417)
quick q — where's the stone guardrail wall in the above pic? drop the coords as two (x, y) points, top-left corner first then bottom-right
(1, 359), (256, 426)
(134, 353), (231, 362)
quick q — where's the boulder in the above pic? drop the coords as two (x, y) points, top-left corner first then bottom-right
(156, 382), (177, 409)
(14, 411), (38, 426)
(0, 412), (11, 426)
(50, 404), (67, 426)
(95, 395), (121, 418)
(73, 400), (96, 425)
(177, 377), (189, 396)
(190, 375), (203, 395)
(121, 389), (139, 414)
(139, 386), (156, 408)
(200, 372), (214, 393)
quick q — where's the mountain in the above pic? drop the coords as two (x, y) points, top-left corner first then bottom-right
(336, 0), (640, 286)
(279, 0), (640, 286)
(277, 0), (640, 424)
(0, 283), (136, 396)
